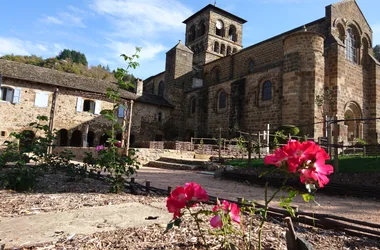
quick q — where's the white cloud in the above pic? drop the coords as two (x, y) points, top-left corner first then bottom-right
(0, 37), (29, 55)
(0, 37), (63, 57)
(105, 39), (167, 61)
(40, 9), (86, 28)
(41, 16), (64, 25)
(91, 0), (191, 38)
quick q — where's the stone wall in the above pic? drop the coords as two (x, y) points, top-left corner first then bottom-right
(52, 147), (195, 165)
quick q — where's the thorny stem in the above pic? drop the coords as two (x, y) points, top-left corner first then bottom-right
(188, 208), (209, 250)
(258, 176), (289, 250)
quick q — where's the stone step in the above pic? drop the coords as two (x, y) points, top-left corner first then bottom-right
(157, 157), (208, 166)
(145, 160), (200, 170)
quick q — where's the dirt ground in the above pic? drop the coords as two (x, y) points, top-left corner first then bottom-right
(133, 166), (380, 224)
(0, 166), (380, 249)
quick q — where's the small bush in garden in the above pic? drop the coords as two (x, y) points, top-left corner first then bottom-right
(0, 115), (55, 191)
(82, 48), (141, 193)
(165, 140), (334, 250)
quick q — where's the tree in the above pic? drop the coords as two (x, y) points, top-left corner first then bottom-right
(374, 45), (380, 62)
(56, 49), (88, 66)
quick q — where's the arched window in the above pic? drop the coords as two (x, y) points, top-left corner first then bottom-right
(70, 130), (82, 147)
(188, 25), (196, 42)
(345, 27), (358, 64)
(227, 46), (231, 55)
(198, 22), (206, 37)
(220, 44), (226, 55)
(99, 133), (109, 146)
(212, 67), (220, 83)
(262, 81), (272, 101)
(215, 20), (224, 37)
(249, 60), (255, 73)
(158, 81), (164, 97)
(218, 91), (227, 110)
(87, 131), (95, 147)
(232, 48), (237, 54)
(214, 41), (219, 53)
(362, 37), (369, 64)
(58, 129), (68, 146)
(190, 97), (196, 115)
(229, 25), (237, 42)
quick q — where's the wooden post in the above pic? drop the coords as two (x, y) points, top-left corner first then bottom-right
(247, 132), (252, 168)
(333, 116), (339, 173)
(121, 101), (128, 148)
(258, 132), (261, 159)
(327, 118), (332, 159)
(237, 197), (243, 204)
(83, 124), (89, 147)
(146, 181), (151, 194)
(266, 124), (270, 154)
(218, 127), (222, 162)
(48, 88), (59, 154)
(130, 177), (135, 183)
(125, 100), (134, 156)
(168, 186), (173, 195)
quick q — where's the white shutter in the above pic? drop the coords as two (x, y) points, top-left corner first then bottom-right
(94, 100), (101, 115)
(12, 88), (21, 104)
(76, 97), (84, 112)
(118, 104), (125, 118)
(34, 92), (49, 108)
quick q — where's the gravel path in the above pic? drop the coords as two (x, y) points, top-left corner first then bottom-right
(133, 166), (380, 224)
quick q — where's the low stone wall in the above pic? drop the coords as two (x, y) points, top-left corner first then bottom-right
(52, 147), (195, 165)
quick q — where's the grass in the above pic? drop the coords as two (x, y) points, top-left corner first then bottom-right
(225, 156), (380, 174)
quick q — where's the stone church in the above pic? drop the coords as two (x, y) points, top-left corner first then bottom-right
(1, 0), (379, 148)
(143, 0), (380, 144)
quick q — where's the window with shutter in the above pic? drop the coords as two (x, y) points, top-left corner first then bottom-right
(12, 88), (21, 104)
(34, 92), (49, 108)
(76, 97), (84, 112)
(118, 104), (125, 118)
(94, 100), (101, 115)
(1, 87), (14, 102)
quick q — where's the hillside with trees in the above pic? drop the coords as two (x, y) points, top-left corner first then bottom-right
(0, 50), (136, 83)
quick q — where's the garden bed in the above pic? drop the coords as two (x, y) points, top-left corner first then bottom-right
(1, 169), (380, 249)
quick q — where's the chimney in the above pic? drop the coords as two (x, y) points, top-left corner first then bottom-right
(136, 78), (143, 97)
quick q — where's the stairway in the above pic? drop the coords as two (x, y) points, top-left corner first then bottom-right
(145, 157), (208, 171)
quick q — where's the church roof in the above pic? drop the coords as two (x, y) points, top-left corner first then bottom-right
(168, 40), (193, 54)
(183, 4), (247, 24)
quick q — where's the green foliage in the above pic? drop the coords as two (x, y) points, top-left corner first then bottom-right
(1, 164), (43, 191)
(374, 45), (380, 62)
(1, 53), (134, 82)
(354, 138), (367, 146)
(0, 116), (55, 191)
(57, 49), (88, 65)
(82, 48), (142, 193)
(278, 125), (300, 137)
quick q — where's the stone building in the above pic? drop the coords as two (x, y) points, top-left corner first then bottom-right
(1, 0), (379, 149)
(144, 0), (380, 144)
(0, 59), (173, 147)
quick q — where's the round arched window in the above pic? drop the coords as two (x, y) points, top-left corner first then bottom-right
(262, 81), (272, 101)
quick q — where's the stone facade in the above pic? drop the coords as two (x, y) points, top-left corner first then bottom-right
(145, 0), (380, 144)
(2, 0), (380, 149)
(0, 60), (173, 147)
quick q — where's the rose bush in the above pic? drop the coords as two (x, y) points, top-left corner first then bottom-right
(264, 140), (334, 187)
(165, 140), (333, 250)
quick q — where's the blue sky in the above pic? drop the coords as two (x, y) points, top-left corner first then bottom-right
(0, 0), (379, 80)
